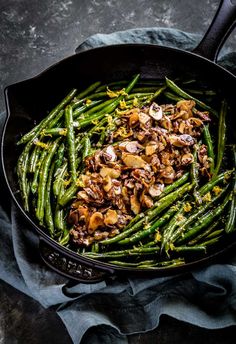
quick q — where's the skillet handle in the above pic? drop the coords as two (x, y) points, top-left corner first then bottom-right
(193, 0), (236, 61)
(39, 237), (115, 283)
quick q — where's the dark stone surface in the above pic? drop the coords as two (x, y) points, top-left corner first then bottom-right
(0, 0), (236, 343)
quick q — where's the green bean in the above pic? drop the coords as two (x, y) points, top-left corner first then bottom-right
(17, 89), (77, 145)
(48, 109), (64, 129)
(44, 161), (55, 236)
(161, 202), (186, 252)
(177, 191), (232, 245)
(58, 183), (79, 207)
(59, 230), (70, 246)
(84, 246), (160, 259)
(183, 88), (216, 96)
(36, 138), (61, 224)
(107, 260), (157, 267)
(165, 78), (218, 116)
(54, 143), (65, 172)
(16, 142), (31, 210)
(173, 245), (206, 254)
(73, 100), (103, 119)
(28, 145), (41, 173)
(131, 87), (161, 93)
(82, 136), (91, 160)
(187, 222), (218, 246)
(190, 144), (202, 205)
(118, 205), (177, 245)
(213, 100), (227, 177)
(225, 147), (236, 233)
(65, 105), (77, 183)
(203, 124), (215, 174)
(148, 86), (166, 102)
(169, 184), (229, 245)
(31, 148), (48, 194)
(164, 91), (184, 102)
(53, 161), (68, 197)
(76, 81), (101, 99)
(199, 169), (233, 195)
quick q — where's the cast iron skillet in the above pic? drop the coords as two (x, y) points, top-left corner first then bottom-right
(1, 0), (236, 283)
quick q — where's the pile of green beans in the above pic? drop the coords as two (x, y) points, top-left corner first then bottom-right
(16, 75), (236, 268)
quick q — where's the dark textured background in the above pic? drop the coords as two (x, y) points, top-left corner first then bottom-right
(0, 0), (236, 343)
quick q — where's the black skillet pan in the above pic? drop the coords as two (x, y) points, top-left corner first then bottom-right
(1, 0), (236, 283)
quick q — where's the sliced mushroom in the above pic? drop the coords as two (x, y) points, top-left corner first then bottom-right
(169, 134), (195, 147)
(181, 153), (194, 165)
(88, 212), (104, 233)
(103, 175), (112, 192)
(145, 141), (158, 156)
(103, 145), (117, 161)
(129, 110), (139, 126)
(149, 102), (163, 120)
(130, 194), (141, 214)
(148, 184), (164, 198)
(119, 140), (143, 153)
(138, 112), (151, 125)
(122, 152), (147, 168)
(104, 209), (118, 226)
(100, 166), (121, 178)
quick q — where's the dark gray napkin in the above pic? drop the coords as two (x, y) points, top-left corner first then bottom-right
(1, 28), (236, 344)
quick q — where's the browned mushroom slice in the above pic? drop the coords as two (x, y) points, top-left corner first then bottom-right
(88, 212), (104, 233)
(138, 111), (151, 125)
(145, 141), (158, 156)
(122, 152), (147, 168)
(104, 209), (118, 226)
(120, 140), (144, 154)
(149, 102), (163, 120)
(181, 153), (194, 165)
(148, 184), (164, 198)
(99, 166), (121, 179)
(130, 194), (141, 214)
(169, 134), (195, 147)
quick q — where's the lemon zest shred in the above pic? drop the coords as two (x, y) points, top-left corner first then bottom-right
(212, 186), (222, 196)
(183, 202), (192, 213)
(202, 192), (212, 202)
(34, 141), (49, 149)
(132, 97), (139, 107)
(59, 129), (67, 136)
(119, 99), (127, 109)
(155, 231), (162, 242)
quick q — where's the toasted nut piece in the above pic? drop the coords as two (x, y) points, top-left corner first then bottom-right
(122, 152), (147, 168)
(149, 102), (163, 120)
(130, 194), (141, 214)
(104, 209), (118, 226)
(88, 212), (104, 232)
(100, 167), (121, 178)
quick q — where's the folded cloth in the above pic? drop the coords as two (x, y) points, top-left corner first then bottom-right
(1, 28), (236, 344)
